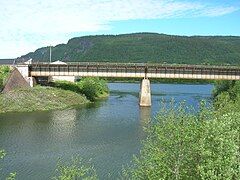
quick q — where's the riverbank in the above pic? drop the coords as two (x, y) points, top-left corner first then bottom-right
(0, 86), (89, 113)
(0, 67), (109, 114)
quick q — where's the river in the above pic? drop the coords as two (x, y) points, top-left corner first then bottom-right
(0, 82), (213, 179)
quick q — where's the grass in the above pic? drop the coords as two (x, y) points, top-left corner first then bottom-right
(0, 66), (11, 90)
(0, 86), (89, 113)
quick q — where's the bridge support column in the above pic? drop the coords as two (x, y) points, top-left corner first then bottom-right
(27, 77), (36, 87)
(139, 78), (151, 107)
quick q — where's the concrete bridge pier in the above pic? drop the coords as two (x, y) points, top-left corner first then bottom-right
(139, 78), (151, 107)
(28, 77), (36, 87)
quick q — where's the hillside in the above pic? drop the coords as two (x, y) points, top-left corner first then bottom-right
(18, 33), (240, 65)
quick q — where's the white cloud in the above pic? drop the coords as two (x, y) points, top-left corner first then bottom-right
(0, 0), (238, 58)
(199, 6), (238, 17)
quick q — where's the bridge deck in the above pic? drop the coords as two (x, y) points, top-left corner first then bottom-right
(29, 62), (240, 80)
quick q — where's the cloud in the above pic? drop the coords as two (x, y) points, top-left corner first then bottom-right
(0, 0), (238, 58)
(199, 6), (238, 17)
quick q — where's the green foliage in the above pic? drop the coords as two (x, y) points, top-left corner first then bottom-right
(0, 150), (6, 159)
(213, 81), (235, 98)
(213, 80), (240, 111)
(124, 101), (240, 179)
(0, 86), (89, 113)
(0, 66), (10, 90)
(197, 113), (239, 180)
(213, 92), (232, 110)
(53, 78), (109, 102)
(6, 173), (17, 180)
(19, 33), (240, 65)
(53, 81), (81, 94)
(124, 81), (240, 179)
(53, 157), (98, 180)
(0, 76), (108, 113)
(77, 78), (109, 101)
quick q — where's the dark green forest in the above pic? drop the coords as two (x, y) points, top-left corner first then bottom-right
(18, 33), (240, 65)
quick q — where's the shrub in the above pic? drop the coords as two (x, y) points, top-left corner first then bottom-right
(124, 102), (240, 179)
(53, 157), (98, 180)
(213, 80), (240, 111)
(77, 77), (108, 101)
(52, 78), (108, 102)
(53, 81), (81, 94)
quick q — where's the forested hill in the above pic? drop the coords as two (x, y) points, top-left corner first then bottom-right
(18, 33), (240, 65)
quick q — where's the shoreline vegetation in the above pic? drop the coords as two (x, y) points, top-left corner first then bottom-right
(123, 81), (240, 179)
(0, 65), (109, 113)
(52, 77), (109, 102)
(0, 86), (89, 113)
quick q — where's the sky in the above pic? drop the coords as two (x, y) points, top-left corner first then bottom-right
(0, 0), (240, 58)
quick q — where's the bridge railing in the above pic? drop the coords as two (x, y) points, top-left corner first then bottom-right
(27, 61), (240, 69)
(29, 64), (240, 76)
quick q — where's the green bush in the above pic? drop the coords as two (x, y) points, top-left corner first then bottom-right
(53, 80), (81, 93)
(77, 77), (108, 101)
(53, 78), (109, 102)
(213, 80), (240, 111)
(124, 81), (240, 179)
(53, 157), (98, 180)
(124, 102), (240, 179)
(0, 66), (10, 90)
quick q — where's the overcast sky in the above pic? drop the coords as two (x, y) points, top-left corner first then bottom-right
(0, 0), (239, 58)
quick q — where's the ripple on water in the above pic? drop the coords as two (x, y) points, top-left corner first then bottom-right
(0, 83), (213, 180)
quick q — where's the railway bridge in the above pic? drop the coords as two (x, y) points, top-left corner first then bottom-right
(14, 62), (240, 107)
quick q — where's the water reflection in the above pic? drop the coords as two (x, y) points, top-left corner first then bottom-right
(139, 107), (151, 125)
(50, 109), (77, 139)
(0, 83), (213, 180)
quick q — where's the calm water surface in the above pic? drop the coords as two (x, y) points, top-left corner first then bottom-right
(0, 83), (213, 179)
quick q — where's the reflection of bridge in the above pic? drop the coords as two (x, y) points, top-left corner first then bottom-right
(14, 62), (240, 107)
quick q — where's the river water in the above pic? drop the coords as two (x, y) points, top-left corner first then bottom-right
(0, 83), (213, 179)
